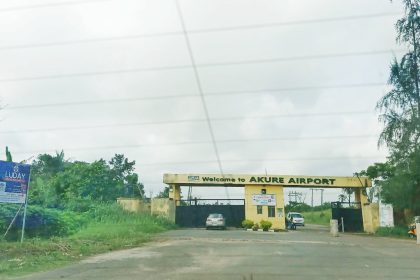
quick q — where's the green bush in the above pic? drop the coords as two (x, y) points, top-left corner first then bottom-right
(0, 202), (175, 242)
(260, 220), (272, 231)
(252, 223), (259, 231)
(375, 226), (409, 238)
(241, 219), (254, 229)
(0, 205), (87, 239)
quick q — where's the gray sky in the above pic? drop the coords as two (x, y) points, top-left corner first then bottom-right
(0, 0), (404, 203)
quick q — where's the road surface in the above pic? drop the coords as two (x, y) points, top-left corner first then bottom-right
(12, 225), (420, 280)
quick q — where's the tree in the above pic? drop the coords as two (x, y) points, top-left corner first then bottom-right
(109, 154), (135, 182)
(341, 188), (354, 204)
(29, 151), (69, 207)
(338, 194), (347, 203)
(378, 0), (420, 160)
(5, 146), (12, 162)
(108, 154), (144, 198)
(156, 186), (170, 198)
(31, 151), (67, 177)
(125, 173), (145, 198)
(374, 0), (420, 215)
(29, 152), (146, 207)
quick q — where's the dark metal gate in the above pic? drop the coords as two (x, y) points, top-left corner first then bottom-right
(331, 202), (363, 232)
(175, 199), (245, 228)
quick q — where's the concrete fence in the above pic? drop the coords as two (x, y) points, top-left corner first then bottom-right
(117, 198), (151, 213)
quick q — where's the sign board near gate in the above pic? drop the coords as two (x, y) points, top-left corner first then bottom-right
(0, 161), (31, 204)
(379, 203), (394, 227)
(252, 194), (276, 206)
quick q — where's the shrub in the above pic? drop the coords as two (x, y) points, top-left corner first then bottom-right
(260, 220), (272, 231)
(241, 219), (254, 229)
(252, 223), (259, 231)
(375, 226), (408, 238)
(0, 204), (88, 239)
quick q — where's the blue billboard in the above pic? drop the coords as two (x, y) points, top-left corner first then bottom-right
(0, 160), (31, 204)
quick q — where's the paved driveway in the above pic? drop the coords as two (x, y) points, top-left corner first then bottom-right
(13, 225), (420, 280)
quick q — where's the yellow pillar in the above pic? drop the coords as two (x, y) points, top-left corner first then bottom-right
(168, 185), (181, 206)
(168, 184), (180, 199)
(354, 188), (361, 203)
(355, 188), (375, 233)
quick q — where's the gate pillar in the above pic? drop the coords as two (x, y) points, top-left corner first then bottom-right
(355, 189), (379, 233)
(169, 184), (181, 206)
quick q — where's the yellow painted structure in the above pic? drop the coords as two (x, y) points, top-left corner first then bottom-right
(354, 189), (380, 233)
(163, 173), (373, 232)
(151, 198), (176, 222)
(163, 174), (371, 188)
(117, 198), (151, 213)
(168, 184), (181, 205)
(244, 185), (286, 229)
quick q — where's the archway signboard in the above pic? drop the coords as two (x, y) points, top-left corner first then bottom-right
(163, 174), (370, 188)
(163, 173), (376, 232)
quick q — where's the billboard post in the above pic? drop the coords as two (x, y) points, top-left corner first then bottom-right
(20, 170), (31, 243)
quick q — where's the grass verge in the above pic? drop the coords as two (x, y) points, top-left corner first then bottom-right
(374, 226), (411, 239)
(0, 207), (175, 278)
(301, 210), (332, 225)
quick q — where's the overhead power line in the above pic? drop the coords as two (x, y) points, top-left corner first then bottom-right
(0, 110), (376, 135)
(10, 134), (379, 155)
(0, 12), (401, 51)
(0, 49), (404, 83)
(175, 0), (224, 175)
(5, 82), (387, 110)
(11, 140), (384, 161)
(0, 0), (113, 12)
(134, 156), (387, 167)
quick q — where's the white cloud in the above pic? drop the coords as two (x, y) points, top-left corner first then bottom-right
(0, 0), (400, 204)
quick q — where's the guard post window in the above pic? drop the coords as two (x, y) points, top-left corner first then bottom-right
(257, 205), (262, 214)
(268, 206), (275, 217)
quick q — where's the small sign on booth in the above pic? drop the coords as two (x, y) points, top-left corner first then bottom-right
(252, 194), (276, 206)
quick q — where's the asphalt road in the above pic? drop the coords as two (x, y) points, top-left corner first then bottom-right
(12, 225), (420, 280)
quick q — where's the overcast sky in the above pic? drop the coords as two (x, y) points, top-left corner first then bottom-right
(0, 0), (404, 204)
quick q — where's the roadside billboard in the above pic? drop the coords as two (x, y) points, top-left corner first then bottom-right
(0, 160), (31, 204)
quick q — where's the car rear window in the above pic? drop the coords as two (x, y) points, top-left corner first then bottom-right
(209, 214), (222, 218)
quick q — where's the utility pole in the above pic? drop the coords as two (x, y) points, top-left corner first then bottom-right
(311, 189), (314, 208)
(288, 191), (303, 204)
(310, 188), (324, 207)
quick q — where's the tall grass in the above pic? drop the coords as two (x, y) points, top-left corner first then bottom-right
(301, 210), (332, 225)
(375, 226), (409, 238)
(0, 203), (175, 277)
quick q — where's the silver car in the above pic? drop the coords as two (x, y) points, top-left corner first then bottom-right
(287, 212), (305, 226)
(205, 213), (226, 230)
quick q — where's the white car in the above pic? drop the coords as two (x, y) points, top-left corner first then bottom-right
(206, 213), (226, 230)
(287, 212), (305, 226)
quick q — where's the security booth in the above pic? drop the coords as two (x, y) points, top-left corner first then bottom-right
(162, 173), (374, 232)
